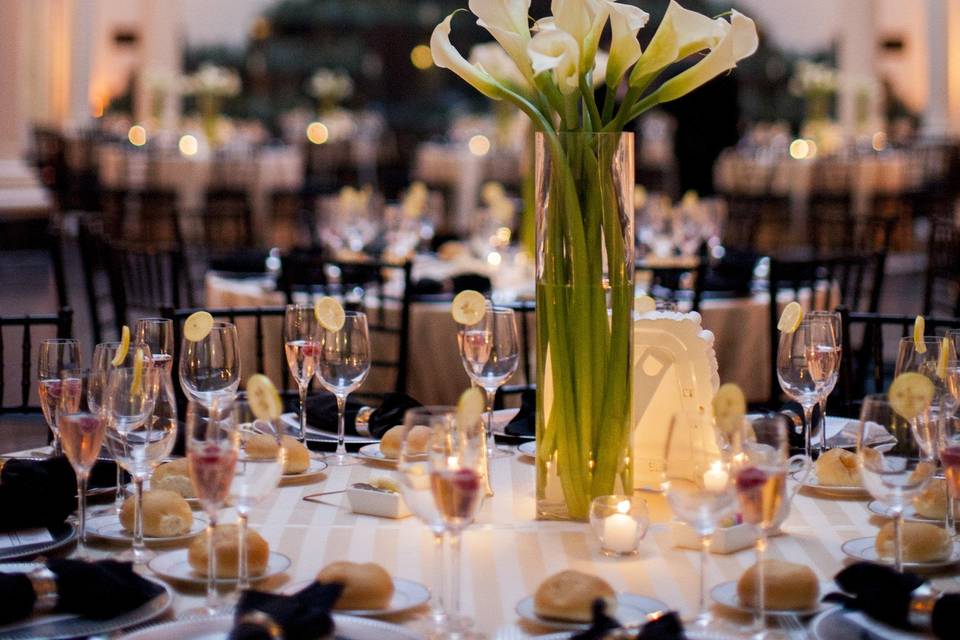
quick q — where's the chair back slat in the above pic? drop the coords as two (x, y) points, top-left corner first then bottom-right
(0, 309), (73, 414)
(496, 300), (536, 406)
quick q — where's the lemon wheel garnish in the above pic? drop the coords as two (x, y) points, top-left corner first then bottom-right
(314, 296), (345, 332)
(913, 315), (926, 354)
(111, 325), (130, 366)
(713, 383), (746, 435)
(131, 347), (144, 394)
(937, 336), (953, 380)
(634, 295), (656, 314)
(777, 302), (803, 333)
(247, 374), (283, 421)
(455, 387), (485, 429)
(184, 311), (214, 342)
(888, 372), (935, 421)
(451, 290), (486, 326)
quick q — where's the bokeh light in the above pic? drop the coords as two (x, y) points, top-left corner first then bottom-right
(307, 121), (329, 144)
(127, 125), (147, 146)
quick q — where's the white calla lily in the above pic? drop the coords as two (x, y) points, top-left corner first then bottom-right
(628, 0), (727, 92)
(637, 10), (758, 109)
(431, 13), (505, 100)
(604, 1), (649, 88)
(470, 42), (534, 98)
(469, 0), (534, 82)
(528, 28), (581, 95)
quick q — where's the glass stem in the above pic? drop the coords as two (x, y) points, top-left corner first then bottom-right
(755, 529), (767, 633)
(803, 405), (813, 459)
(699, 534), (713, 623)
(484, 388), (496, 454)
(449, 530), (462, 628)
(238, 512), (249, 592)
(432, 531), (447, 625)
(298, 385), (308, 444)
(52, 432), (61, 457)
(818, 396), (827, 454)
(133, 477), (146, 560)
(894, 512), (904, 572)
(336, 394), (347, 457)
(114, 464), (124, 514)
(947, 486), (956, 537)
(77, 472), (88, 554)
(206, 513), (220, 613)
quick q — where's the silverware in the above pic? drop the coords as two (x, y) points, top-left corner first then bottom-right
(780, 613), (811, 639)
(302, 490), (346, 503)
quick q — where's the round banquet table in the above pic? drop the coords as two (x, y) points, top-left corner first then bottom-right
(206, 272), (832, 404)
(18, 448), (957, 639)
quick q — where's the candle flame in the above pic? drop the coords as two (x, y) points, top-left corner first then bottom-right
(616, 500), (631, 514)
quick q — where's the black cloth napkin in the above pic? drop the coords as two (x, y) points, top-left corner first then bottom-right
(0, 457), (77, 532)
(451, 273), (492, 295)
(208, 249), (270, 274)
(572, 601), (687, 640)
(305, 392), (422, 439)
(0, 559), (164, 625)
(824, 562), (926, 630)
(229, 581), (343, 640)
(504, 389), (535, 437)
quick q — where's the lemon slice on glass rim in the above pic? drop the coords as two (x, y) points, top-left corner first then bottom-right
(712, 383), (746, 435)
(451, 290), (486, 326)
(111, 325), (131, 366)
(456, 387), (485, 429)
(184, 311), (214, 342)
(314, 296), (345, 332)
(937, 336), (954, 379)
(913, 315), (926, 354)
(777, 301), (803, 333)
(247, 374), (283, 421)
(130, 347), (145, 394)
(888, 372), (935, 421)
(634, 295), (656, 314)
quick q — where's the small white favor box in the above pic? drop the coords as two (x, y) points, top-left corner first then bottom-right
(670, 521), (784, 554)
(345, 486), (411, 519)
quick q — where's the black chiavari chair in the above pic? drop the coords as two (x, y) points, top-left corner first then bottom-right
(0, 308), (73, 415)
(637, 258), (708, 312)
(198, 188), (255, 252)
(495, 300), (536, 407)
(923, 215), (960, 317)
(106, 241), (193, 334)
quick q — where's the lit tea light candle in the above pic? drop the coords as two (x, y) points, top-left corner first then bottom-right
(703, 460), (729, 492)
(602, 500), (638, 554)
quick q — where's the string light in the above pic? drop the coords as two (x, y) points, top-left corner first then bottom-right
(307, 122), (329, 145)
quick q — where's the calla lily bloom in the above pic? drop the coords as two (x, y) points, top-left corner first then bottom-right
(603, 1), (649, 88)
(528, 28), (582, 95)
(469, 0), (535, 82)
(431, 13), (505, 101)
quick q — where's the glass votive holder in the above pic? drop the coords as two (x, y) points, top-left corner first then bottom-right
(589, 495), (650, 557)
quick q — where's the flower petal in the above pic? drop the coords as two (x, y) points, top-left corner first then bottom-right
(470, 0), (534, 81)
(431, 13), (504, 100)
(527, 28), (581, 94)
(604, 1), (649, 87)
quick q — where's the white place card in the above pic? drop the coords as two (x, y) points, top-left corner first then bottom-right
(0, 528), (54, 550)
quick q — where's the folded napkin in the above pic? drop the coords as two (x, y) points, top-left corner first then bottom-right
(0, 559), (164, 625)
(305, 392), (422, 439)
(451, 273), (492, 295)
(572, 601), (687, 640)
(229, 581), (343, 640)
(0, 457), (77, 533)
(504, 389), (535, 437)
(208, 249), (270, 274)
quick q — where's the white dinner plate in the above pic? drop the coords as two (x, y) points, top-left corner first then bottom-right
(810, 607), (930, 640)
(86, 512), (207, 544)
(517, 441), (536, 458)
(280, 457), (328, 484)
(710, 579), (835, 617)
(792, 469), (868, 498)
(282, 577), (430, 616)
(840, 536), (960, 570)
(0, 523), (76, 562)
(515, 592), (668, 631)
(118, 613), (424, 640)
(357, 442), (396, 464)
(147, 548), (291, 585)
(535, 628), (743, 640)
(867, 500), (942, 524)
(0, 562), (173, 639)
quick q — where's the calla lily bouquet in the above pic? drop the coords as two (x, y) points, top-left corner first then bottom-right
(432, 0), (758, 521)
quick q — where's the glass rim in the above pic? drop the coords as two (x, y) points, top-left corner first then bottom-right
(41, 338), (79, 344)
(136, 317), (171, 325)
(404, 405), (456, 416)
(897, 336), (943, 345)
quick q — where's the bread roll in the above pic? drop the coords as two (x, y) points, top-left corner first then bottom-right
(188, 524), (269, 578)
(913, 479), (948, 520)
(245, 432), (281, 459)
(245, 433), (310, 474)
(316, 561), (394, 610)
(533, 570), (617, 622)
(737, 560), (819, 611)
(120, 489), (193, 537)
(815, 448), (860, 487)
(379, 425), (431, 459)
(876, 521), (952, 563)
(151, 458), (195, 498)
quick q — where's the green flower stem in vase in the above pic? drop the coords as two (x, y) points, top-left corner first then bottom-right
(535, 131), (635, 521)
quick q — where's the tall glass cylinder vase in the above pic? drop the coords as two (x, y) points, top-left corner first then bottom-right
(535, 131), (635, 521)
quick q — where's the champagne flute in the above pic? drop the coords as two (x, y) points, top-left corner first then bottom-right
(315, 311), (370, 466)
(57, 368), (106, 558)
(179, 321), (241, 411)
(857, 394), (935, 571)
(895, 337), (948, 460)
(104, 346), (168, 564)
(229, 394), (283, 593)
(664, 445), (736, 630)
(136, 318), (178, 433)
(90, 341), (126, 513)
(456, 306), (519, 460)
(806, 311), (841, 453)
(284, 304), (319, 443)
(398, 406), (455, 632)
(38, 338), (82, 455)
(776, 322), (820, 458)
(185, 399), (239, 616)
(736, 415), (790, 637)
(427, 404), (484, 638)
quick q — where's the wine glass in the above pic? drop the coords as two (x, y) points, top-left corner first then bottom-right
(456, 305), (519, 461)
(185, 399), (240, 616)
(398, 406), (455, 632)
(776, 322), (821, 458)
(284, 304), (319, 443)
(179, 321), (241, 411)
(806, 311), (841, 453)
(895, 337), (948, 460)
(937, 411), (960, 535)
(103, 346), (169, 564)
(315, 310), (370, 466)
(136, 318), (178, 432)
(427, 404), (484, 638)
(56, 368), (106, 559)
(857, 394), (935, 571)
(38, 338), (82, 455)
(90, 341), (126, 513)
(229, 393), (283, 593)
(736, 415), (790, 637)
(664, 436), (736, 630)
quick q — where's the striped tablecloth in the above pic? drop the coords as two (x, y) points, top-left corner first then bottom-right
(106, 452), (956, 639)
